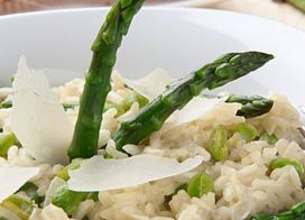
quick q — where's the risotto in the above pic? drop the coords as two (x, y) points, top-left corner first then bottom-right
(1, 1), (304, 220)
(0, 59), (304, 220)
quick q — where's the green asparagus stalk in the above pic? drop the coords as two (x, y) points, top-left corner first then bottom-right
(226, 95), (273, 118)
(68, 0), (145, 160)
(113, 52), (273, 151)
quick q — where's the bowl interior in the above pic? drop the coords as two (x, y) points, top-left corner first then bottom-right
(1, 8), (305, 105)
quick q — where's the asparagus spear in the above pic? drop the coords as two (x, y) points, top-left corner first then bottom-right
(226, 95), (273, 118)
(68, 0), (145, 160)
(113, 52), (273, 151)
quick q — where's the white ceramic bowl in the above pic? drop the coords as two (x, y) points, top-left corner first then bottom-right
(1, 7), (305, 106)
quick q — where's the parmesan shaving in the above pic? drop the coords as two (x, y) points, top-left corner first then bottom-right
(124, 68), (172, 101)
(0, 166), (39, 202)
(10, 57), (73, 164)
(167, 97), (224, 125)
(68, 155), (203, 192)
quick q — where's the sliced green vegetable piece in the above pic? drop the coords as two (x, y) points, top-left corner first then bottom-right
(54, 159), (97, 215)
(234, 123), (258, 142)
(56, 159), (82, 181)
(18, 182), (44, 205)
(51, 184), (98, 216)
(1, 195), (34, 220)
(226, 95), (273, 119)
(260, 132), (278, 145)
(113, 52), (273, 152)
(0, 132), (17, 158)
(51, 184), (88, 216)
(0, 100), (12, 109)
(186, 172), (214, 198)
(269, 157), (304, 178)
(208, 126), (229, 161)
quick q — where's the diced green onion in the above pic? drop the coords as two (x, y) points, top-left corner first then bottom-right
(269, 157), (304, 178)
(208, 126), (229, 161)
(0, 132), (16, 158)
(234, 123), (258, 142)
(186, 172), (214, 198)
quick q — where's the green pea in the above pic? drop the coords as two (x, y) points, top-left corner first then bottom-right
(234, 123), (258, 142)
(208, 126), (229, 161)
(269, 158), (304, 178)
(186, 172), (214, 198)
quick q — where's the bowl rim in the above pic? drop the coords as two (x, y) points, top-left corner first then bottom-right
(0, 6), (303, 34)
